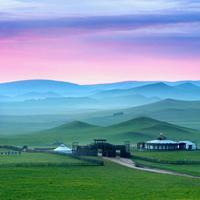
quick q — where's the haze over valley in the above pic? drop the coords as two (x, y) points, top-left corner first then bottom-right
(1, 79), (200, 146)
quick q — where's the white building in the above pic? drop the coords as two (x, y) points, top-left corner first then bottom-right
(54, 144), (72, 154)
(145, 139), (179, 150)
(179, 141), (197, 150)
(137, 133), (197, 151)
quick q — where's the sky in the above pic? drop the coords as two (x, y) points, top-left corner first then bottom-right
(0, 0), (200, 84)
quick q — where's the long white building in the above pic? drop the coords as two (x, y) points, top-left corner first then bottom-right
(137, 134), (197, 151)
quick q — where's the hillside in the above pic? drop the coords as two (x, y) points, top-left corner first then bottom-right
(85, 99), (200, 129)
(2, 117), (199, 147)
(92, 82), (200, 100)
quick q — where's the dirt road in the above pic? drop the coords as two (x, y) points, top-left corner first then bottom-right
(103, 157), (200, 179)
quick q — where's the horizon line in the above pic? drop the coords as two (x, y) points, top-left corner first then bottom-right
(0, 78), (200, 85)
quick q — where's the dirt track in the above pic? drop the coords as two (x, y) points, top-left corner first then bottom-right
(103, 157), (200, 179)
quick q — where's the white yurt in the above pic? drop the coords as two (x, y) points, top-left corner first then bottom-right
(179, 141), (197, 150)
(54, 144), (72, 154)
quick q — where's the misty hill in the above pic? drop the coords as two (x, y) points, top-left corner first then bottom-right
(108, 117), (195, 139)
(1, 79), (200, 101)
(85, 81), (156, 90)
(93, 82), (200, 100)
(85, 99), (200, 130)
(3, 117), (199, 147)
(15, 92), (62, 100)
(0, 97), (99, 115)
(1, 79), (200, 124)
(0, 79), (91, 97)
(52, 121), (98, 130)
(175, 82), (200, 90)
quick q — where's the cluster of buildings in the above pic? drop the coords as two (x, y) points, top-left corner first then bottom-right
(53, 139), (131, 158)
(53, 135), (197, 156)
(137, 134), (197, 151)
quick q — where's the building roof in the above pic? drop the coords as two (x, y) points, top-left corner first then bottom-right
(179, 141), (195, 145)
(54, 144), (72, 154)
(146, 139), (177, 144)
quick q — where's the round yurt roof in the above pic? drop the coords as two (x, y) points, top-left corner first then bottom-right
(179, 141), (195, 145)
(54, 144), (72, 153)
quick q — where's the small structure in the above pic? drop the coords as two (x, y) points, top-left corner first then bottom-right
(179, 141), (197, 150)
(54, 144), (72, 154)
(137, 134), (197, 151)
(113, 112), (124, 117)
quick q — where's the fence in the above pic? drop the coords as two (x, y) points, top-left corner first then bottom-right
(0, 145), (104, 167)
(133, 155), (200, 165)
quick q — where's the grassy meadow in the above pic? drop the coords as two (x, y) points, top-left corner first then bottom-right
(134, 159), (200, 177)
(0, 152), (86, 166)
(0, 161), (200, 200)
(133, 150), (200, 162)
(133, 151), (200, 177)
(0, 113), (200, 199)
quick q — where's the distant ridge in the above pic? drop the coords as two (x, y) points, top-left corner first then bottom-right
(176, 82), (200, 90)
(51, 121), (98, 130)
(22, 116), (198, 146)
(110, 117), (161, 128)
(136, 82), (173, 89)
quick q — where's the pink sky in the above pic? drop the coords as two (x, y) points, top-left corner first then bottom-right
(0, 14), (200, 84)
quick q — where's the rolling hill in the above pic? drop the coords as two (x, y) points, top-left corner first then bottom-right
(1, 117), (199, 147)
(84, 99), (200, 129)
(0, 80), (84, 96)
(92, 82), (200, 100)
(1, 79), (200, 135)
(1, 79), (200, 101)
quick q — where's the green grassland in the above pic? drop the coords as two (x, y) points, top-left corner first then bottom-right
(1, 117), (199, 147)
(0, 152), (85, 166)
(133, 151), (200, 177)
(0, 118), (200, 199)
(0, 161), (200, 200)
(134, 159), (200, 177)
(133, 150), (200, 162)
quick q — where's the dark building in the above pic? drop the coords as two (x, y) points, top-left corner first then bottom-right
(73, 139), (131, 158)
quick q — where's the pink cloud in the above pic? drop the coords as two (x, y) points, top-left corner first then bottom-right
(0, 28), (200, 84)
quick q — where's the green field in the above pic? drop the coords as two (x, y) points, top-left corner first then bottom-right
(133, 151), (200, 177)
(134, 159), (200, 177)
(0, 152), (86, 166)
(0, 161), (200, 200)
(1, 117), (199, 148)
(0, 115), (200, 199)
(133, 150), (200, 162)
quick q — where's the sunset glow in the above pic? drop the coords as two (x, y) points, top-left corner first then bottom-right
(0, 0), (200, 83)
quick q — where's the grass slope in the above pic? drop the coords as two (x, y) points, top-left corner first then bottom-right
(1, 117), (199, 147)
(85, 99), (200, 129)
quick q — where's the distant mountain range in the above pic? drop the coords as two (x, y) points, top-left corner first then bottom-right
(1, 79), (200, 101)
(1, 79), (200, 134)
(1, 79), (200, 116)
